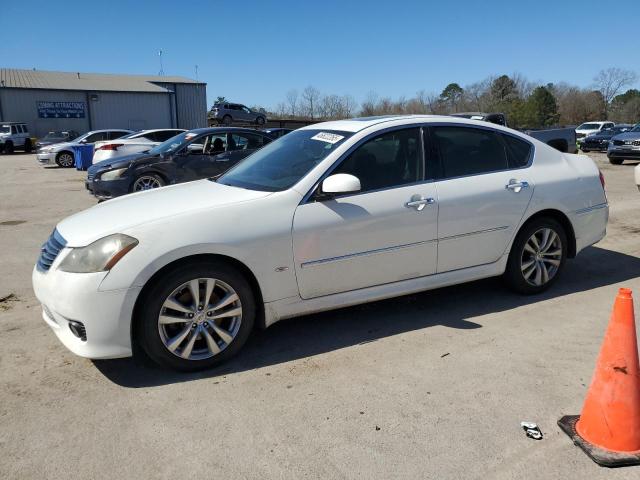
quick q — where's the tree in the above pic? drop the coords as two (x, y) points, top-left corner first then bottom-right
(610, 89), (640, 123)
(215, 96), (227, 104)
(527, 86), (559, 127)
(490, 75), (518, 103)
(593, 68), (638, 118)
(439, 83), (464, 112)
(301, 86), (321, 119)
(285, 89), (298, 117)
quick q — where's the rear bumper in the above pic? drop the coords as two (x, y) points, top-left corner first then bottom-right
(572, 203), (608, 254)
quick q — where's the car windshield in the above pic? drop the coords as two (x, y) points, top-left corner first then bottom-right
(217, 129), (353, 192)
(1, 126), (11, 133)
(631, 124), (640, 132)
(577, 123), (601, 130)
(148, 131), (191, 155)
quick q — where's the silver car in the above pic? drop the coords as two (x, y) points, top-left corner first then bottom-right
(36, 129), (132, 167)
(211, 102), (267, 126)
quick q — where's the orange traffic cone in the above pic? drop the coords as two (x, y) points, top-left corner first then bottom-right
(559, 288), (640, 467)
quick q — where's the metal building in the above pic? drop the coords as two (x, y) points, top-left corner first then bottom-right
(0, 68), (207, 137)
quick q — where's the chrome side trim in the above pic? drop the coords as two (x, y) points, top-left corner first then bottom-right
(439, 225), (509, 242)
(301, 238), (437, 269)
(574, 203), (608, 215)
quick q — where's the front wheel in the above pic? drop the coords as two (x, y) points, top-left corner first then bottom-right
(132, 174), (165, 192)
(608, 157), (624, 165)
(4, 141), (14, 154)
(55, 151), (74, 167)
(137, 261), (255, 371)
(504, 218), (567, 294)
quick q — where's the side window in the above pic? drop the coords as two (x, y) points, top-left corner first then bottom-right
(154, 130), (180, 142)
(432, 126), (509, 179)
(11, 125), (18, 135)
(202, 134), (227, 155)
(230, 133), (265, 151)
(501, 133), (532, 168)
(109, 131), (128, 140)
(332, 128), (422, 193)
(83, 132), (105, 143)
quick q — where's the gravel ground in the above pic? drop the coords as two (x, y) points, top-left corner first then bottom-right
(0, 152), (639, 479)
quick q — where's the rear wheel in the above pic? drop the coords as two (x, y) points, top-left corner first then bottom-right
(504, 217), (567, 294)
(608, 157), (624, 165)
(137, 261), (255, 371)
(55, 151), (74, 167)
(132, 174), (165, 192)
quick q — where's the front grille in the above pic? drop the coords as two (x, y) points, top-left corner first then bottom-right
(613, 140), (624, 146)
(37, 229), (67, 272)
(576, 133), (586, 139)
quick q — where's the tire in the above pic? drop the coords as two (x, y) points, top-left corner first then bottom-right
(256, 116), (265, 126)
(131, 173), (165, 192)
(24, 139), (32, 153)
(222, 115), (232, 126)
(55, 151), (75, 168)
(4, 141), (14, 154)
(504, 217), (567, 295)
(137, 260), (255, 371)
(608, 158), (624, 165)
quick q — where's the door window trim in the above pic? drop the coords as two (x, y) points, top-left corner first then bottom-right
(301, 124), (429, 204)
(427, 122), (535, 182)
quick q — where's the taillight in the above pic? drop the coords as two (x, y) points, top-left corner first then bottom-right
(599, 170), (606, 190)
(97, 143), (123, 151)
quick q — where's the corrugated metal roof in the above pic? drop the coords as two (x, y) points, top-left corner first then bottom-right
(0, 68), (205, 93)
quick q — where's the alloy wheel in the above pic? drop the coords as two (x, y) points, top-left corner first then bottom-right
(157, 278), (242, 361)
(520, 228), (563, 287)
(58, 153), (74, 167)
(133, 176), (162, 191)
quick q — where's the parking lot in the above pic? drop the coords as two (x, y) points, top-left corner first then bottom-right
(1, 152), (639, 479)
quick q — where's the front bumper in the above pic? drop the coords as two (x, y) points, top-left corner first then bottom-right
(32, 261), (140, 359)
(607, 147), (640, 159)
(37, 152), (56, 164)
(86, 177), (130, 200)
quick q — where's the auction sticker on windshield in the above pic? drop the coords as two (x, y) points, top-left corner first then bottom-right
(311, 132), (344, 144)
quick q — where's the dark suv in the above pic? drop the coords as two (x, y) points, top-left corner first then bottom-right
(211, 103), (267, 126)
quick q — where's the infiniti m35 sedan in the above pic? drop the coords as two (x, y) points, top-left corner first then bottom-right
(33, 115), (608, 370)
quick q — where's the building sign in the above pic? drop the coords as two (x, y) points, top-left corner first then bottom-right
(36, 101), (86, 119)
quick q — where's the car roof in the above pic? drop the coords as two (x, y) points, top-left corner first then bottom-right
(299, 114), (493, 133)
(186, 127), (271, 135)
(85, 129), (132, 133)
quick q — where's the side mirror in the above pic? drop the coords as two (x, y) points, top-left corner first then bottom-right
(318, 173), (361, 199)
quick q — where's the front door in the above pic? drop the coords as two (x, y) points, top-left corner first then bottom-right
(292, 127), (438, 299)
(430, 125), (535, 272)
(177, 133), (230, 181)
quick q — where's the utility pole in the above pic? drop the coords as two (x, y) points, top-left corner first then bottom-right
(158, 49), (165, 76)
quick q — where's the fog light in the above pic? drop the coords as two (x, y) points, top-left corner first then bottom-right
(68, 320), (87, 341)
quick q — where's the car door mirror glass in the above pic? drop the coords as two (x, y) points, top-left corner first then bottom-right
(320, 174), (361, 198)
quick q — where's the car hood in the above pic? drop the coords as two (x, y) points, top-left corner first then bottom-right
(44, 140), (81, 152)
(611, 131), (640, 141)
(89, 152), (155, 172)
(56, 180), (272, 246)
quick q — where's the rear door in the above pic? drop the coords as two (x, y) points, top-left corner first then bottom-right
(228, 132), (269, 163)
(430, 125), (535, 272)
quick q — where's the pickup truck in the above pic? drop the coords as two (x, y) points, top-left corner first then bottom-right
(451, 112), (577, 153)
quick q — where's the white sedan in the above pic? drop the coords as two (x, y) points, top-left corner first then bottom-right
(92, 129), (185, 163)
(32, 115), (609, 370)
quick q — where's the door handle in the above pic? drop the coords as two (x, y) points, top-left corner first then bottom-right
(506, 179), (529, 193)
(405, 195), (435, 211)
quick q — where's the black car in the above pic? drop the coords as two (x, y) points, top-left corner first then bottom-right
(264, 128), (294, 139)
(86, 127), (273, 200)
(580, 125), (633, 152)
(35, 130), (80, 150)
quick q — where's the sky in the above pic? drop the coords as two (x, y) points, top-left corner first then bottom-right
(2, 0), (639, 110)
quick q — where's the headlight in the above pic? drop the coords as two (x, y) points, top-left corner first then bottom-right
(99, 168), (128, 181)
(58, 234), (138, 273)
